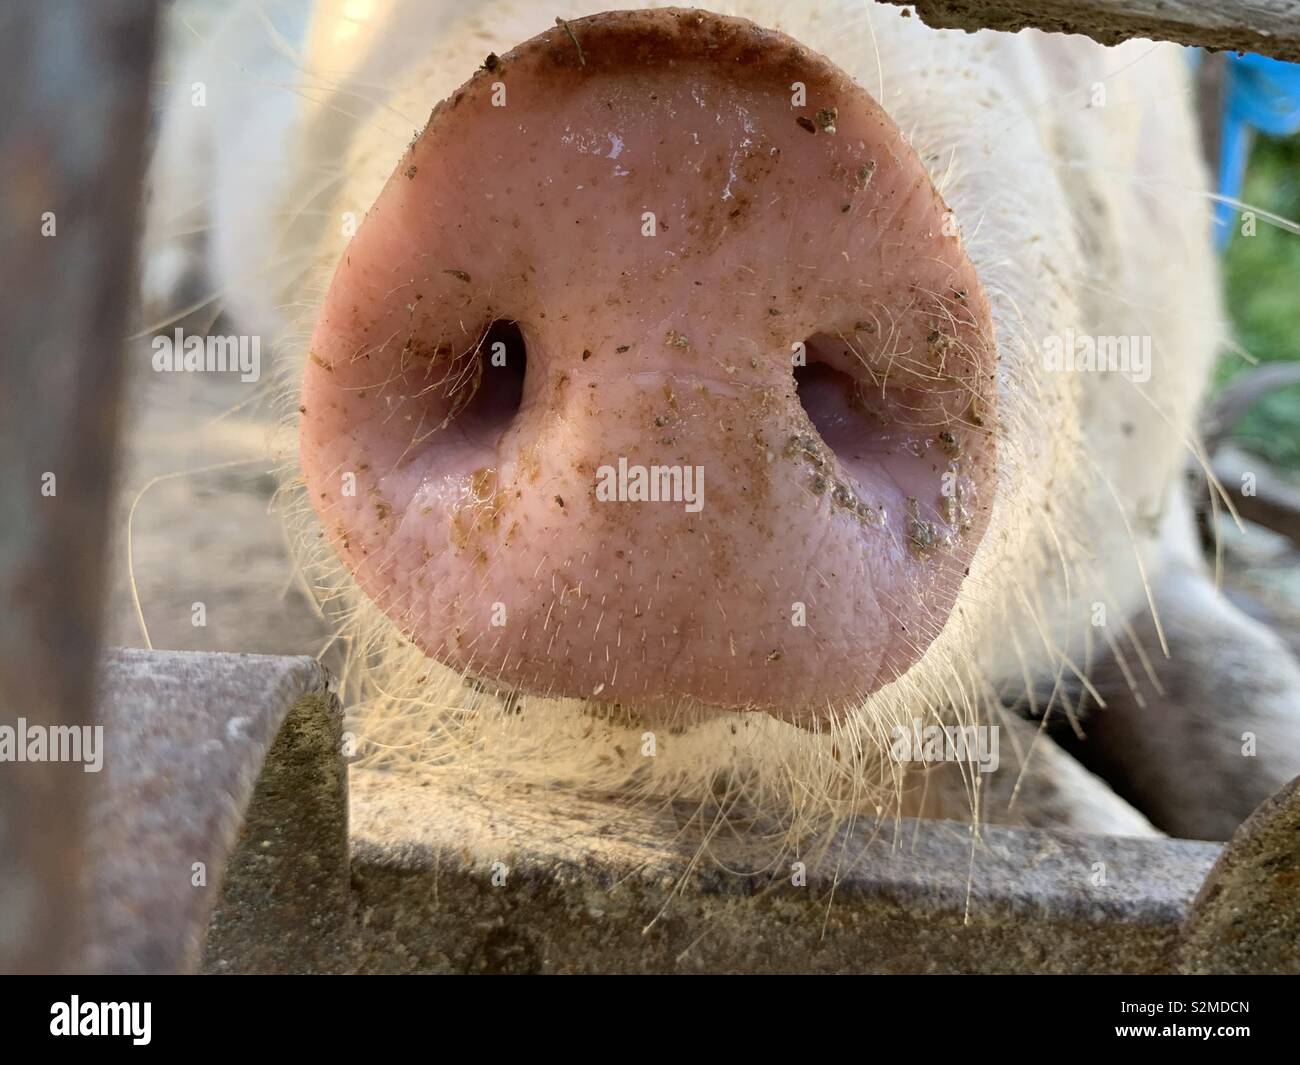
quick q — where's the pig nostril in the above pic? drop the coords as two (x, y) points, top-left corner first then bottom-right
(793, 360), (857, 442)
(450, 319), (527, 445)
(792, 340), (882, 459)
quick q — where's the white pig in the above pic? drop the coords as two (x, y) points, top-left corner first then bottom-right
(143, 0), (1300, 850)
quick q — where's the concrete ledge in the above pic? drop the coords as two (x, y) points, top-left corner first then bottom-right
(346, 772), (1220, 974)
(1176, 775), (1300, 973)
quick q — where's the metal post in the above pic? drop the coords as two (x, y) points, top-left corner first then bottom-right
(0, 0), (159, 973)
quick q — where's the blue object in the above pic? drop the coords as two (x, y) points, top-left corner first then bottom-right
(1215, 53), (1300, 248)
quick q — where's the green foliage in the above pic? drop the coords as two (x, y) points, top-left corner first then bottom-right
(1218, 134), (1300, 469)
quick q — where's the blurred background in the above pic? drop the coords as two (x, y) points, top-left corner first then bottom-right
(1210, 53), (1300, 638)
(1220, 132), (1300, 468)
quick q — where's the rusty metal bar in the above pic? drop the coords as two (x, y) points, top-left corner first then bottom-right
(0, 1), (159, 974)
(83, 649), (345, 974)
(882, 0), (1300, 63)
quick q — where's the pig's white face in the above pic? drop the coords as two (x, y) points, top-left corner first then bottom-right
(155, 1), (1224, 830)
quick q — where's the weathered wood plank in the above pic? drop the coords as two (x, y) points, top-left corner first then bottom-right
(883, 1), (1300, 62)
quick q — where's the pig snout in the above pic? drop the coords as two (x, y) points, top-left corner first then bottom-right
(299, 9), (997, 722)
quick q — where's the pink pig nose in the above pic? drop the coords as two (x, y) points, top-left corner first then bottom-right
(299, 9), (996, 723)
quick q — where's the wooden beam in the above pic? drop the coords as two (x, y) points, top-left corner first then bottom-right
(1212, 446), (1300, 548)
(883, 1), (1300, 63)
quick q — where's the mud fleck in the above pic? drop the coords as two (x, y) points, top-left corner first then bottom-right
(815, 107), (838, 134)
(451, 467), (506, 555)
(928, 331), (960, 377)
(665, 330), (691, 350)
(906, 497), (940, 559)
(941, 470), (974, 532)
(470, 467), (498, 503)
(859, 500), (885, 526)
(831, 482), (856, 509)
(444, 269), (472, 283)
(786, 432), (826, 467)
(829, 478), (885, 527)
